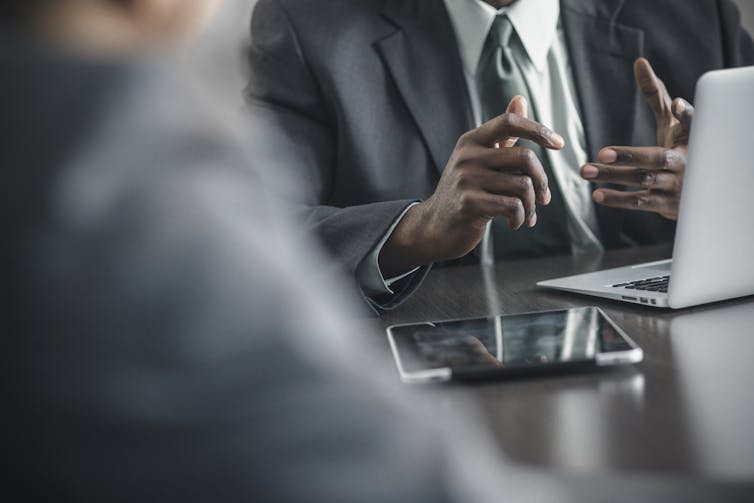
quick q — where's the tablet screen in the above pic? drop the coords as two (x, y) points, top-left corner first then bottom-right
(389, 307), (636, 375)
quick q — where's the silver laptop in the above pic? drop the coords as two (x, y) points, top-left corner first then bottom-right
(538, 66), (754, 309)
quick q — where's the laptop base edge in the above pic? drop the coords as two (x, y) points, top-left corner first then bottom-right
(536, 282), (672, 309)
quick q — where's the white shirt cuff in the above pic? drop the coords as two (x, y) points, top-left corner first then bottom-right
(356, 203), (422, 296)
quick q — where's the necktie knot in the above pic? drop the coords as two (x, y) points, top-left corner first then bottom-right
(490, 15), (515, 48)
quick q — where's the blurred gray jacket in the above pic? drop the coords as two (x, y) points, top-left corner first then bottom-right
(1, 33), (465, 502)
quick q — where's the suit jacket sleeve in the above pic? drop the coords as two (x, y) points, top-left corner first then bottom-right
(245, 0), (429, 310)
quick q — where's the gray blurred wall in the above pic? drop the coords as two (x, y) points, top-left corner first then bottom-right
(732, 0), (754, 35)
(190, 0), (255, 108)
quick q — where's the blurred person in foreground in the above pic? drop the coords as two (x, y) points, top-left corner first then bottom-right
(1, 0), (491, 500)
(3, 1), (754, 501)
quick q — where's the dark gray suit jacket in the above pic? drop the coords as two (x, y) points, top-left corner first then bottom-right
(246, 0), (754, 309)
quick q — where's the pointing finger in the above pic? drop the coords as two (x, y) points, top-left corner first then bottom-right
(595, 146), (685, 171)
(474, 112), (565, 150)
(581, 164), (680, 191)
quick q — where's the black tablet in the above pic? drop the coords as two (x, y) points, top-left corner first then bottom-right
(386, 307), (642, 383)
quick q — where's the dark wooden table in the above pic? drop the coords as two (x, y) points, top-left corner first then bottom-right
(380, 245), (754, 482)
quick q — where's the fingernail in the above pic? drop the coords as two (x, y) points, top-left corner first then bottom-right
(599, 149), (617, 163)
(593, 191), (605, 203)
(581, 165), (599, 179)
(528, 213), (538, 228)
(544, 187), (552, 205)
(551, 133), (565, 149)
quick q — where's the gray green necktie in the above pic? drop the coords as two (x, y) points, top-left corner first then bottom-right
(476, 15), (570, 259)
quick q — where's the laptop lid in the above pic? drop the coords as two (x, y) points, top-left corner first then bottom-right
(669, 66), (754, 309)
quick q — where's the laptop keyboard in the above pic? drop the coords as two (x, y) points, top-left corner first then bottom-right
(611, 275), (670, 293)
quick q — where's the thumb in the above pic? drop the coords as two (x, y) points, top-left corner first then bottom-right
(498, 95), (528, 148)
(634, 57), (673, 127)
(507, 95), (528, 117)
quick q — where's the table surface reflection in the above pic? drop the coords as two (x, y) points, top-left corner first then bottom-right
(379, 245), (754, 482)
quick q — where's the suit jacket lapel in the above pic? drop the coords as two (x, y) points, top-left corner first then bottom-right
(561, 0), (645, 247)
(377, 0), (474, 177)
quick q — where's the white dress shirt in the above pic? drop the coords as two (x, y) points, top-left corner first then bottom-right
(358, 0), (603, 296)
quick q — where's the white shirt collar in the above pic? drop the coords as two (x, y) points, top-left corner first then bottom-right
(444, 0), (560, 75)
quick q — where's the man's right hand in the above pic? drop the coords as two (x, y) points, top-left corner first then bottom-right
(379, 97), (565, 278)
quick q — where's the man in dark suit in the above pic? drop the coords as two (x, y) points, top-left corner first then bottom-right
(246, 0), (754, 309)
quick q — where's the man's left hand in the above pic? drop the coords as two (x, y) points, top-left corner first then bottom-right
(580, 58), (694, 221)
